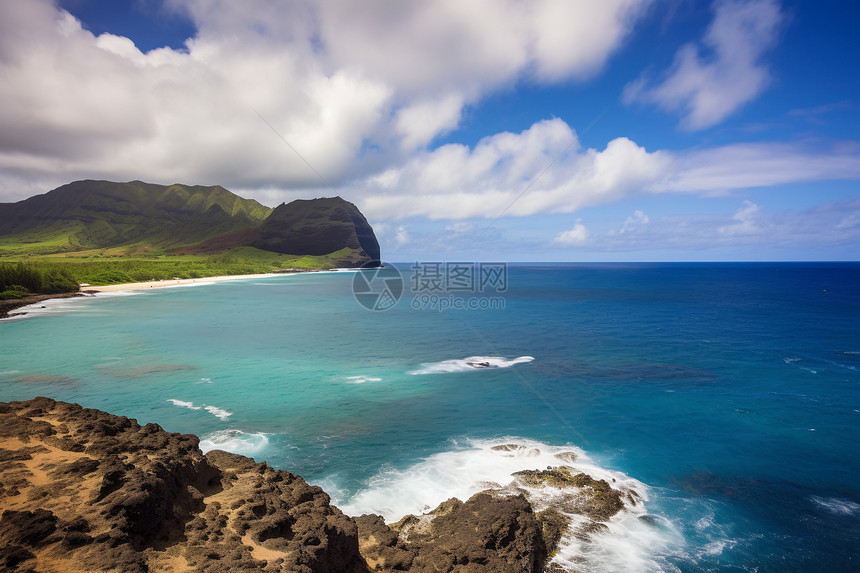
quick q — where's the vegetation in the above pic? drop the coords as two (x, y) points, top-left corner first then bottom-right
(0, 246), (349, 295)
(0, 181), (379, 300)
(0, 180), (272, 256)
(0, 261), (79, 298)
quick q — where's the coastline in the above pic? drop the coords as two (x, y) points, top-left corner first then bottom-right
(0, 271), (313, 319)
(0, 291), (90, 320)
(86, 272), (285, 292)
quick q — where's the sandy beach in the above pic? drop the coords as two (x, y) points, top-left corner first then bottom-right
(86, 272), (286, 292)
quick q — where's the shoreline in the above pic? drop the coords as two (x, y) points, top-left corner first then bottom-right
(1, 270), (318, 319)
(86, 272), (287, 292)
(0, 291), (90, 320)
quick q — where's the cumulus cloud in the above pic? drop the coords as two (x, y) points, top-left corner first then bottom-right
(358, 119), (672, 220)
(620, 210), (650, 233)
(719, 200), (762, 236)
(623, 0), (784, 129)
(0, 0), (653, 201)
(395, 225), (409, 246)
(554, 220), (589, 246)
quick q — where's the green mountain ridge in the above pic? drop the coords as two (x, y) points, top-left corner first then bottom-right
(0, 180), (272, 254)
(0, 180), (380, 267)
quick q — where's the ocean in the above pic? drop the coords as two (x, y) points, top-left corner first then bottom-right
(1, 263), (858, 572)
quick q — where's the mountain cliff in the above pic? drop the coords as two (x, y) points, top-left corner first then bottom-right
(251, 198), (380, 266)
(0, 180), (271, 254)
(0, 181), (380, 266)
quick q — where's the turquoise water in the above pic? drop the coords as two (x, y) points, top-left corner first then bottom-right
(1, 264), (858, 571)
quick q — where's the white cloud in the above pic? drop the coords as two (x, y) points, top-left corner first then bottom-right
(0, 0), (655, 201)
(623, 0), (784, 129)
(358, 119), (672, 220)
(659, 142), (860, 193)
(554, 219), (589, 246)
(620, 210), (650, 233)
(395, 225), (409, 246)
(350, 116), (860, 222)
(395, 94), (464, 151)
(719, 200), (762, 235)
(550, 199), (860, 257)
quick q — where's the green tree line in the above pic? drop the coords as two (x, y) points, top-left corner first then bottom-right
(0, 262), (79, 299)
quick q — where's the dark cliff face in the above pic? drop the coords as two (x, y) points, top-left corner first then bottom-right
(250, 197), (381, 266)
(0, 181), (382, 266)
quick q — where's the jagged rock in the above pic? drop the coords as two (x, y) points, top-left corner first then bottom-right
(512, 466), (625, 521)
(2, 398), (618, 572)
(0, 398), (366, 573)
(358, 491), (548, 573)
(536, 508), (571, 557)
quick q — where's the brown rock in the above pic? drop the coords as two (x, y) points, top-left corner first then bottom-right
(513, 466), (625, 521)
(1, 398), (584, 572)
(358, 491), (548, 573)
(0, 398), (366, 572)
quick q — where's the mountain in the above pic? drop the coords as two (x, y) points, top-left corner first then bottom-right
(251, 197), (380, 265)
(0, 180), (380, 266)
(0, 180), (271, 254)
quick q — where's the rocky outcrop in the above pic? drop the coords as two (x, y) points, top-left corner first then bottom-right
(0, 398), (365, 572)
(0, 399), (638, 572)
(356, 492), (549, 572)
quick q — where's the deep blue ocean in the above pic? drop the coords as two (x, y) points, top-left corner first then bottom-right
(1, 263), (858, 571)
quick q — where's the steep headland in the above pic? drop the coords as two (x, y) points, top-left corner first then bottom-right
(0, 399), (638, 572)
(0, 180), (380, 267)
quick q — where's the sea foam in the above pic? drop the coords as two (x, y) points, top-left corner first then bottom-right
(336, 438), (682, 572)
(204, 405), (233, 420)
(408, 355), (534, 375)
(166, 399), (232, 420)
(344, 375), (382, 384)
(166, 398), (201, 410)
(810, 495), (860, 516)
(199, 429), (270, 457)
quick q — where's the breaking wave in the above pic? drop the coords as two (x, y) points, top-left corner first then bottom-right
(199, 429), (270, 457)
(408, 356), (534, 375)
(336, 437), (683, 572)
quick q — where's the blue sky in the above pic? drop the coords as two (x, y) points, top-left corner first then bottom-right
(1, 0), (858, 261)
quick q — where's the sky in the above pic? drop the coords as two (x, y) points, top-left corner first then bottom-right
(0, 0), (858, 261)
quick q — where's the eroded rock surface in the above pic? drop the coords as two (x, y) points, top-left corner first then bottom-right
(0, 398), (365, 572)
(356, 492), (549, 573)
(1, 398), (639, 572)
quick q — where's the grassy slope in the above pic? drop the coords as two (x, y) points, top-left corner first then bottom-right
(0, 181), (371, 289)
(0, 181), (272, 256)
(5, 247), (351, 287)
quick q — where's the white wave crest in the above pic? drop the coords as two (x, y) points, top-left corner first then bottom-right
(167, 398), (201, 410)
(204, 405), (232, 420)
(810, 496), (860, 516)
(166, 399), (231, 420)
(408, 356), (534, 375)
(344, 375), (382, 384)
(199, 429), (269, 457)
(335, 437), (681, 572)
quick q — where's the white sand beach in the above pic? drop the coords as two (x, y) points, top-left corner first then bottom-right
(85, 273), (284, 292)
